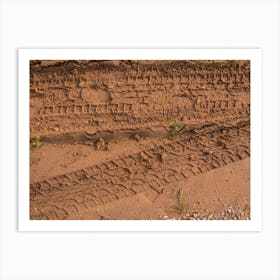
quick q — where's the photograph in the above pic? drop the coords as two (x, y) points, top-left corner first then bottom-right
(29, 59), (251, 221)
(1, 0), (278, 279)
(3, 0), (280, 278)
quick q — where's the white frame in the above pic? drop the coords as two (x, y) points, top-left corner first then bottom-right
(18, 49), (262, 232)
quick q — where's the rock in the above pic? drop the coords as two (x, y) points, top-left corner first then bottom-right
(208, 214), (214, 219)
(106, 142), (111, 151)
(134, 134), (141, 141)
(96, 138), (106, 150)
(192, 212), (198, 218)
(100, 215), (109, 220)
(84, 141), (93, 146)
(163, 215), (169, 219)
(160, 153), (168, 162)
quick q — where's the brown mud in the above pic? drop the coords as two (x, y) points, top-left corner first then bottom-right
(30, 60), (250, 220)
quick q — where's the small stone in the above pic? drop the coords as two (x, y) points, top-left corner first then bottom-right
(96, 138), (107, 150)
(208, 214), (214, 219)
(134, 134), (141, 141)
(192, 212), (198, 218)
(106, 143), (111, 151)
(100, 215), (109, 220)
(163, 215), (169, 219)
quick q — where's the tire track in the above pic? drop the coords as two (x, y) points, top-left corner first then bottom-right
(30, 122), (250, 220)
(30, 60), (250, 137)
(30, 98), (250, 137)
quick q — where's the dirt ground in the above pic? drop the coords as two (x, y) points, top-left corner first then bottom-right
(29, 60), (250, 220)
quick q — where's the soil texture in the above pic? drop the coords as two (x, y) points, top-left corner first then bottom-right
(30, 60), (250, 220)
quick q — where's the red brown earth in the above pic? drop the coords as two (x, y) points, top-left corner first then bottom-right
(29, 60), (250, 220)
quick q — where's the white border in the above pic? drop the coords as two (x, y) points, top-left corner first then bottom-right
(18, 49), (262, 232)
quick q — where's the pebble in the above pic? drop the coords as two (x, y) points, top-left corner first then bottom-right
(100, 216), (109, 220)
(163, 215), (169, 219)
(192, 212), (198, 218)
(96, 138), (107, 150)
(160, 153), (168, 162)
(134, 134), (141, 141)
(208, 214), (213, 219)
(84, 141), (93, 146)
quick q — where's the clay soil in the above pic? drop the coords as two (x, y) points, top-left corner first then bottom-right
(30, 60), (250, 220)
